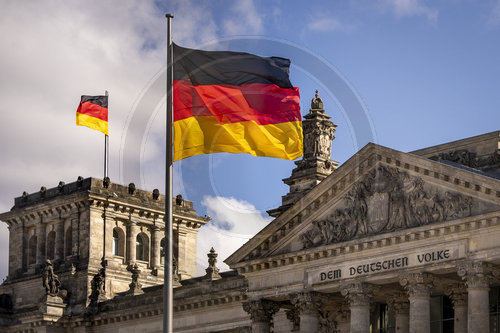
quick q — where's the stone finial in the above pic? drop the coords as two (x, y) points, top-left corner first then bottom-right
(152, 189), (160, 200)
(311, 89), (324, 110)
(22, 191), (28, 201)
(204, 247), (221, 281)
(57, 181), (65, 193)
(42, 260), (61, 297)
(127, 263), (143, 295)
(40, 186), (47, 198)
(128, 183), (136, 195)
(102, 177), (110, 188)
(76, 176), (84, 187)
(175, 194), (183, 206)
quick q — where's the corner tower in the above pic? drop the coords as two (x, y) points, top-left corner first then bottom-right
(268, 90), (338, 217)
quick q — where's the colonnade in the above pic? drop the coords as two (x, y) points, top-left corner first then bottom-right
(243, 261), (496, 333)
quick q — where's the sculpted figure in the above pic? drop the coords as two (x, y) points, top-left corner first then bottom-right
(42, 260), (60, 296)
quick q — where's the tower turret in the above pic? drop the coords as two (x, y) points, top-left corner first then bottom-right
(268, 90), (338, 217)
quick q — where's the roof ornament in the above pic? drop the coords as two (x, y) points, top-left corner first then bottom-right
(311, 89), (324, 111)
(203, 247), (221, 281)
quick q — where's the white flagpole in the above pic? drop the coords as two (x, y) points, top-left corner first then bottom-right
(104, 90), (109, 179)
(164, 13), (174, 333)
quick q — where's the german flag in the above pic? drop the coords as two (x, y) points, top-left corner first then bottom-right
(173, 44), (302, 161)
(76, 95), (108, 135)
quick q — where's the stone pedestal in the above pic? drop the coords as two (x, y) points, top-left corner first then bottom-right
(444, 283), (467, 333)
(243, 300), (280, 333)
(400, 273), (434, 333)
(291, 292), (321, 333)
(457, 261), (495, 333)
(341, 283), (374, 333)
(388, 292), (409, 333)
(39, 295), (66, 317)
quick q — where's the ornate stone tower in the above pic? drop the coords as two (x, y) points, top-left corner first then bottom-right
(0, 177), (209, 315)
(268, 90), (338, 217)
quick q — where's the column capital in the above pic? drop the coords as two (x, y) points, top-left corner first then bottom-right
(285, 308), (300, 331)
(291, 291), (323, 314)
(444, 283), (467, 307)
(242, 299), (280, 323)
(387, 292), (409, 314)
(400, 272), (434, 297)
(340, 282), (375, 307)
(457, 261), (496, 289)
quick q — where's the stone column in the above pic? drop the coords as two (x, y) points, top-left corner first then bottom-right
(335, 303), (350, 333)
(36, 217), (46, 265)
(400, 272), (434, 333)
(55, 219), (65, 261)
(291, 292), (321, 333)
(151, 226), (161, 269)
(341, 283), (374, 333)
(242, 299), (280, 333)
(444, 283), (467, 333)
(388, 292), (409, 333)
(127, 221), (137, 265)
(457, 261), (495, 333)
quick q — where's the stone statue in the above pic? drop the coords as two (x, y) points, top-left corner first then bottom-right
(88, 267), (106, 306)
(42, 260), (61, 296)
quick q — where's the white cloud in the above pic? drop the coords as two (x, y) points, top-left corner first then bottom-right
(307, 17), (356, 32)
(196, 196), (272, 275)
(222, 0), (264, 35)
(0, 0), (220, 281)
(380, 0), (438, 22)
(487, 0), (500, 27)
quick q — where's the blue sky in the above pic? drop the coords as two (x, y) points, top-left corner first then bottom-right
(0, 0), (499, 277)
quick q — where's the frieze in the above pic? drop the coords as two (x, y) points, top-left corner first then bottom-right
(300, 165), (472, 249)
(430, 149), (500, 170)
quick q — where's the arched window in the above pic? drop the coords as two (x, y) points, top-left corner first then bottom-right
(28, 235), (37, 265)
(46, 231), (56, 260)
(136, 233), (149, 261)
(65, 226), (72, 257)
(160, 238), (165, 265)
(112, 227), (125, 256)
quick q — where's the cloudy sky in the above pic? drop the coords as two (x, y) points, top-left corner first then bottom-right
(0, 0), (499, 278)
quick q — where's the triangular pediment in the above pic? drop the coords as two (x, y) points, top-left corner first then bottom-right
(225, 143), (500, 267)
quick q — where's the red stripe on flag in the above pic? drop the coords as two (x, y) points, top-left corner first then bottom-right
(77, 101), (108, 122)
(173, 80), (300, 125)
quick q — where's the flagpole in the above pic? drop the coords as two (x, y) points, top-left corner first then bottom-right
(104, 90), (109, 179)
(164, 13), (174, 333)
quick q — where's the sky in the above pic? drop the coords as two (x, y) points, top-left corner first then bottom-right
(0, 0), (499, 279)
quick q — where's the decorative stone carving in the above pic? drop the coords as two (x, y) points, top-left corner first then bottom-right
(301, 165), (473, 249)
(400, 272), (434, 297)
(57, 181), (65, 192)
(128, 183), (136, 195)
(457, 261), (496, 289)
(76, 176), (84, 187)
(444, 283), (467, 307)
(172, 256), (181, 287)
(291, 292), (322, 314)
(430, 149), (500, 170)
(127, 263), (143, 295)
(340, 283), (374, 307)
(242, 299), (280, 323)
(176, 194), (183, 206)
(387, 292), (409, 314)
(42, 260), (61, 296)
(152, 188), (160, 200)
(285, 308), (300, 331)
(88, 265), (106, 307)
(318, 305), (338, 333)
(102, 176), (110, 188)
(204, 247), (221, 281)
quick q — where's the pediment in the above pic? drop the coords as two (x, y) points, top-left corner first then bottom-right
(225, 143), (500, 267)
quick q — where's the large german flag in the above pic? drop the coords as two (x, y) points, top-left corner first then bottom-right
(173, 44), (302, 161)
(76, 95), (108, 135)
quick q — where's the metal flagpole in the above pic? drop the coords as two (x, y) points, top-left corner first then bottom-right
(104, 90), (109, 179)
(164, 13), (174, 333)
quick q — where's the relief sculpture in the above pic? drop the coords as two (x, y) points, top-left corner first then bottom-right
(301, 165), (473, 249)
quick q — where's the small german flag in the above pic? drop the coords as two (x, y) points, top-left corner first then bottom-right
(76, 95), (108, 135)
(173, 44), (302, 161)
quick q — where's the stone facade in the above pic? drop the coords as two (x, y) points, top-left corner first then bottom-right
(0, 92), (499, 332)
